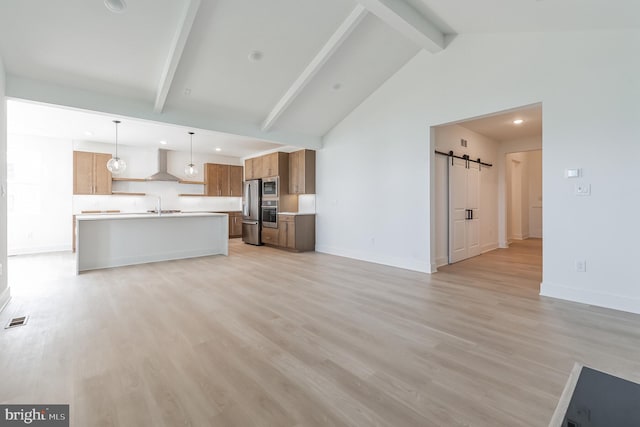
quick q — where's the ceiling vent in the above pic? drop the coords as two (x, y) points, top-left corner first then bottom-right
(5, 315), (28, 329)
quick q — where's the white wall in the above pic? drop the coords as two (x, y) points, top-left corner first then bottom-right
(0, 55), (9, 311)
(318, 29), (640, 314)
(433, 124), (499, 267)
(7, 135), (73, 254)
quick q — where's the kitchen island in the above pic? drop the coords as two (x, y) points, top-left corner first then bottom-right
(75, 212), (228, 274)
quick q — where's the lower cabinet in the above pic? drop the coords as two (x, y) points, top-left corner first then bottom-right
(278, 215), (296, 249)
(267, 214), (315, 252)
(261, 227), (279, 245)
(228, 212), (242, 238)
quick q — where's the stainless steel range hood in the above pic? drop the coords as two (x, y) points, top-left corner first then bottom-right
(146, 149), (180, 181)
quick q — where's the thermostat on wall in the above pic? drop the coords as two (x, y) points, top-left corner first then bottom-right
(566, 168), (580, 178)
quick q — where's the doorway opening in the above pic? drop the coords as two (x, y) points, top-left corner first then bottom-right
(431, 103), (542, 288)
(506, 150), (542, 244)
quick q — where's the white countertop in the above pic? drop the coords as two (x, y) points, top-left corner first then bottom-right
(278, 212), (316, 216)
(77, 212), (228, 221)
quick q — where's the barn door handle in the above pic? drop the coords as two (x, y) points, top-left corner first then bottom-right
(466, 209), (473, 220)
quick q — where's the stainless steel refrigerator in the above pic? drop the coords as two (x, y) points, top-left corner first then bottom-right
(242, 179), (262, 245)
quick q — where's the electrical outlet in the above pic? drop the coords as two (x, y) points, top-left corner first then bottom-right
(575, 183), (591, 196)
(575, 260), (586, 273)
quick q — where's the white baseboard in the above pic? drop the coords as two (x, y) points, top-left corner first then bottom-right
(315, 245), (430, 274)
(540, 281), (640, 315)
(435, 256), (448, 268)
(481, 243), (498, 254)
(0, 286), (11, 314)
(9, 245), (71, 256)
(510, 234), (529, 241)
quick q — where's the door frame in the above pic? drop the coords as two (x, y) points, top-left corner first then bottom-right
(429, 103), (543, 273)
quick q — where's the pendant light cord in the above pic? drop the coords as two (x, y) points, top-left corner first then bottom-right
(113, 120), (121, 158)
(189, 131), (194, 165)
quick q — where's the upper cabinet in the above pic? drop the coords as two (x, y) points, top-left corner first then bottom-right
(205, 163), (243, 197)
(244, 156), (262, 180)
(229, 165), (243, 197)
(289, 149), (316, 194)
(244, 152), (289, 180)
(73, 151), (112, 195)
(263, 152), (289, 177)
(262, 153), (277, 177)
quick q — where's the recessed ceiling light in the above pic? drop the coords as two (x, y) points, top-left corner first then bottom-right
(248, 51), (263, 62)
(160, 140), (167, 145)
(104, 0), (127, 13)
(215, 147), (222, 152)
(513, 119), (524, 125)
(331, 83), (342, 91)
(84, 131), (94, 137)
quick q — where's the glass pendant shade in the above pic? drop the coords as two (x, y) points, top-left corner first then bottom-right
(107, 157), (127, 175)
(185, 131), (197, 178)
(184, 163), (198, 178)
(107, 120), (126, 175)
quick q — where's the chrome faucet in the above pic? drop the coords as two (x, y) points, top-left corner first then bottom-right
(155, 195), (162, 216)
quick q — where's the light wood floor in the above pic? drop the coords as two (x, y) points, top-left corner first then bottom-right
(1, 239), (640, 426)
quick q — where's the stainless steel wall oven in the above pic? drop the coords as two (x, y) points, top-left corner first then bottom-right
(261, 199), (278, 228)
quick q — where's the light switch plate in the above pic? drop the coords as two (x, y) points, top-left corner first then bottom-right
(575, 183), (591, 196)
(566, 168), (580, 178)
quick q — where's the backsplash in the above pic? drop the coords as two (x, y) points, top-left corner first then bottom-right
(73, 181), (241, 213)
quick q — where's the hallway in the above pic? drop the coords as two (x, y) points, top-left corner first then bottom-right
(437, 238), (542, 297)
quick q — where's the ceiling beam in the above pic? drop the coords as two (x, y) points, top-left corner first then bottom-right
(261, 5), (368, 132)
(356, 0), (444, 53)
(153, 0), (201, 114)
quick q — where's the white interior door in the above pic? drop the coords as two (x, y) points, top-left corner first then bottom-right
(466, 162), (481, 258)
(448, 157), (481, 263)
(449, 158), (468, 263)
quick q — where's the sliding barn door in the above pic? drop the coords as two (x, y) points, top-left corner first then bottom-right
(449, 158), (481, 264)
(449, 158), (468, 263)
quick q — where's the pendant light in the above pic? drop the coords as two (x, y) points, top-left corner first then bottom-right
(184, 131), (198, 178)
(106, 120), (127, 175)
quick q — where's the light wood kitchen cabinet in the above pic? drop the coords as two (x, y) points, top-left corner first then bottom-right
(275, 214), (315, 252)
(245, 152), (290, 180)
(228, 211), (242, 238)
(205, 164), (243, 196)
(261, 227), (279, 245)
(73, 151), (112, 195)
(289, 149), (316, 194)
(262, 153), (277, 177)
(244, 157), (263, 180)
(229, 166), (243, 196)
(262, 152), (289, 177)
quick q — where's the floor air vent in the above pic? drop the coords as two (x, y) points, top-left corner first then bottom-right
(5, 315), (28, 329)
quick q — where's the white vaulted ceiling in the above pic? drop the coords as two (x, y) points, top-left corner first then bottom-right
(1, 0), (639, 153)
(0, 0), (189, 101)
